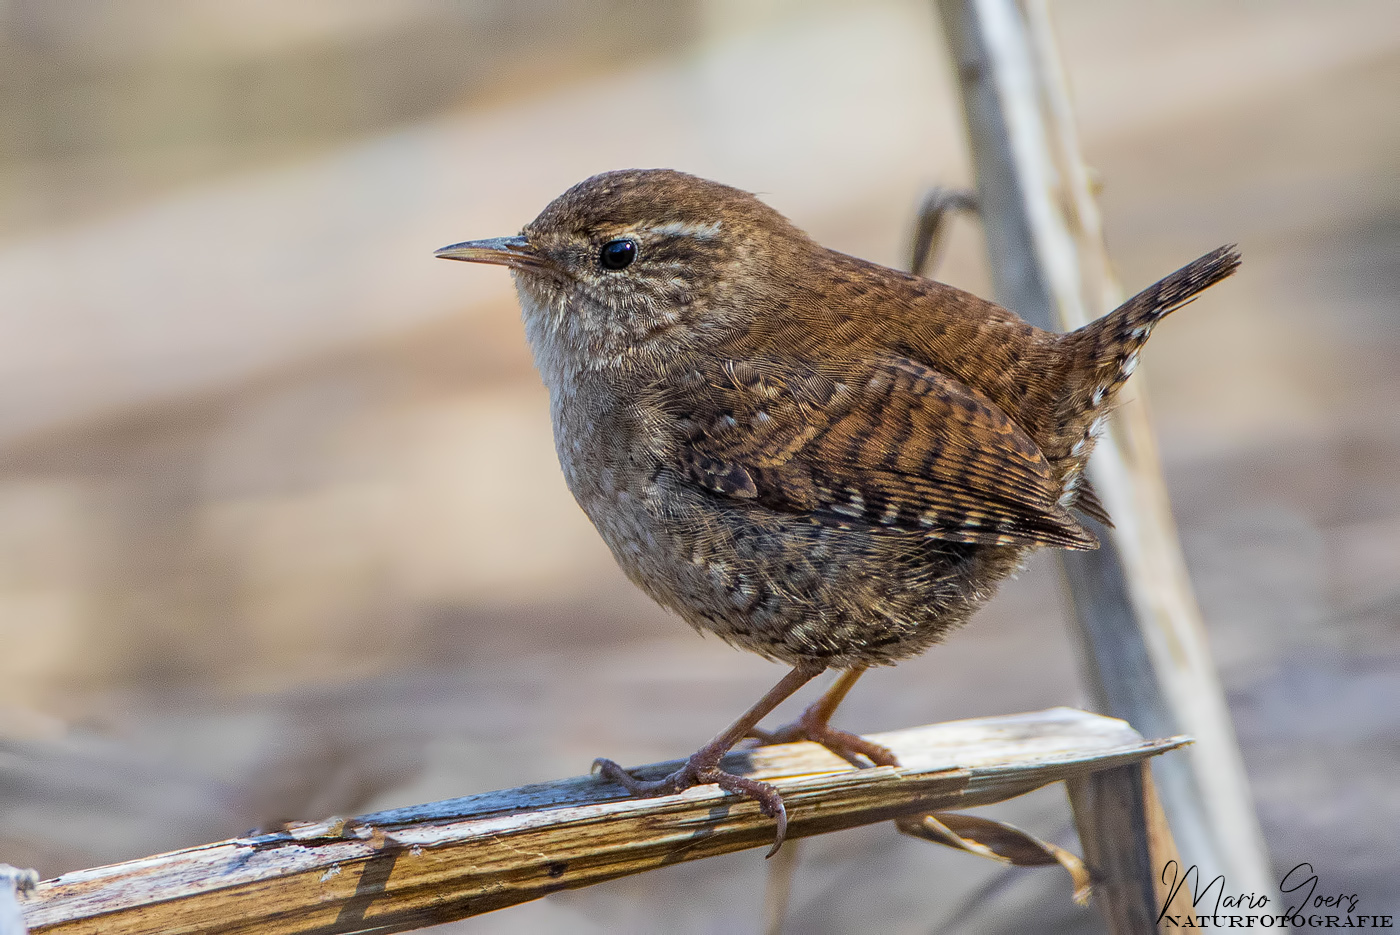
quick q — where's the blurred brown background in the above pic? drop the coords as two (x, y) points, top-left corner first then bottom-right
(1, 1), (1397, 932)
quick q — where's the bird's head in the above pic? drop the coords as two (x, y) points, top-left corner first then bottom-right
(435, 169), (809, 375)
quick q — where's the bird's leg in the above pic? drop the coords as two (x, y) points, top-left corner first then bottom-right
(592, 662), (824, 857)
(748, 667), (899, 769)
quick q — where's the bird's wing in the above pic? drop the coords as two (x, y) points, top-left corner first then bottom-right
(668, 356), (1097, 550)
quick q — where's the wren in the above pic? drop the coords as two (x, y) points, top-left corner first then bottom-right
(436, 168), (1239, 852)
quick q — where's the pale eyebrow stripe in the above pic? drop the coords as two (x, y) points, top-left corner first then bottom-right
(646, 220), (723, 240)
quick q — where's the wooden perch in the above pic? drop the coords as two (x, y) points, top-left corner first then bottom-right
(19, 708), (1188, 935)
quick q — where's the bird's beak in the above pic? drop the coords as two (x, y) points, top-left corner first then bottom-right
(433, 235), (541, 270)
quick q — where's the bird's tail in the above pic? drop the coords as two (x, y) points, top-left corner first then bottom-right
(1042, 246), (1240, 523)
(1060, 245), (1241, 416)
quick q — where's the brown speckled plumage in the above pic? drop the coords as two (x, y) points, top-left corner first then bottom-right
(436, 168), (1239, 846)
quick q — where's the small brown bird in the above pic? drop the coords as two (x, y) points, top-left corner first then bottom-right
(436, 168), (1238, 852)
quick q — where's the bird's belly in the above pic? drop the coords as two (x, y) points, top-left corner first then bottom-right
(580, 472), (1026, 669)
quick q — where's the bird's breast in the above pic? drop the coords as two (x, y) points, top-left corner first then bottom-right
(547, 368), (672, 538)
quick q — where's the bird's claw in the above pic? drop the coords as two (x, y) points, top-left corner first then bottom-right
(750, 714), (899, 769)
(592, 754), (791, 857)
(591, 757), (685, 796)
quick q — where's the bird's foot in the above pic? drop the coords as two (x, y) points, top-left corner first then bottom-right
(748, 707), (899, 769)
(590, 663), (825, 858)
(593, 750), (790, 857)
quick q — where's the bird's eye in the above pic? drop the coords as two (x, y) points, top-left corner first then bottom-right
(599, 239), (638, 271)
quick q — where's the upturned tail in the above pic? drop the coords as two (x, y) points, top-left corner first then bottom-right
(1044, 246), (1240, 524)
(1061, 245), (1241, 414)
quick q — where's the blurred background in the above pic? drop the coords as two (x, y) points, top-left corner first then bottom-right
(1, 0), (1397, 931)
